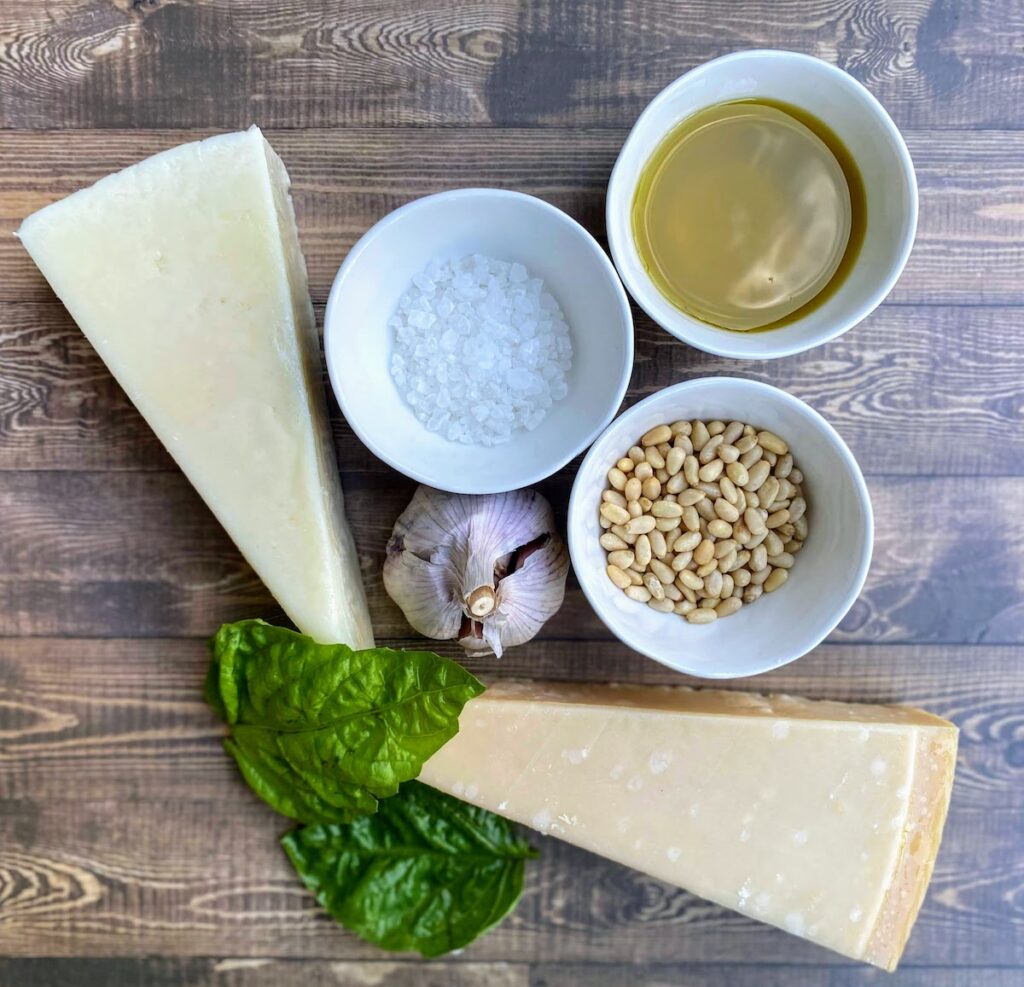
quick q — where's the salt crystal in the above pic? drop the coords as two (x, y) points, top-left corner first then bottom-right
(389, 254), (573, 445)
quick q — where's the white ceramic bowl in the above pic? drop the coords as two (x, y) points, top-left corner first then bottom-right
(607, 50), (918, 360)
(324, 189), (633, 494)
(569, 377), (873, 678)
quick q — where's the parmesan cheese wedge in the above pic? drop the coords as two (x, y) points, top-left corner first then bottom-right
(420, 680), (957, 969)
(17, 128), (373, 648)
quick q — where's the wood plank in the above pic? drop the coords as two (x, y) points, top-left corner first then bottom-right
(0, 471), (1021, 644)
(0, 960), (1016, 987)
(0, 959), (529, 987)
(0, 1), (1022, 130)
(1, 128), (1023, 307)
(3, 299), (1024, 477)
(1, 637), (1019, 809)
(0, 796), (1016, 965)
(530, 967), (1024, 986)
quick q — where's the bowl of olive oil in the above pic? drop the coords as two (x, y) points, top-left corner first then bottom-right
(607, 50), (917, 360)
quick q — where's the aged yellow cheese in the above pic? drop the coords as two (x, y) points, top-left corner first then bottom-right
(17, 128), (373, 648)
(420, 681), (957, 969)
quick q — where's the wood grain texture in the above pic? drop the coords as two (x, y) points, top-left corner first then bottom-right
(2, 128), (1024, 307)
(1, 0), (1022, 980)
(0, 959), (530, 987)
(0, 470), (1021, 644)
(4, 300), (1024, 477)
(1, 0), (1023, 130)
(1, 638), (1020, 809)
(0, 797), (1018, 966)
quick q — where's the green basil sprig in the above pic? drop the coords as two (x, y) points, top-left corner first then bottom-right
(205, 620), (485, 824)
(283, 781), (537, 957)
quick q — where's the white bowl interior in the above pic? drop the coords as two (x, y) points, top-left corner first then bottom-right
(325, 190), (633, 493)
(607, 50), (917, 359)
(569, 377), (872, 678)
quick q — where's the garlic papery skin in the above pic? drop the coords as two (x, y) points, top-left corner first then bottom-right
(383, 486), (569, 657)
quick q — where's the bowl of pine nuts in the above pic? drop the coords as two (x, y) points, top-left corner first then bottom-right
(568, 376), (872, 678)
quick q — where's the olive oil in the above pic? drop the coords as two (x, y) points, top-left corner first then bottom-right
(632, 99), (866, 332)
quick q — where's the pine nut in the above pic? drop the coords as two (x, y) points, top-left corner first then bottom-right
(723, 421), (745, 445)
(699, 434), (724, 464)
(759, 476), (780, 509)
(739, 445), (763, 469)
(648, 529), (667, 558)
(716, 597), (742, 618)
(642, 424), (673, 446)
(714, 499), (740, 523)
(600, 419), (804, 621)
(625, 585), (652, 603)
(607, 565), (631, 589)
(698, 459), (724, 482)
(758, 430), (788, 455)
(686, 607), (717, 624)
(645, 447), (666, 469)
(600, 502), (629, 525)
(651, 500), (683, 518)
(678, 569), (703, 591)
(626, 515), (657, 535)
(708, 518), (733, 538)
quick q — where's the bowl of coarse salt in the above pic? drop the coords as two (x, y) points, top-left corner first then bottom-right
(324, 189), (634, 494)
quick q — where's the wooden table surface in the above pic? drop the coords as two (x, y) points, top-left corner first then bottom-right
(1, 2), (1023, 985)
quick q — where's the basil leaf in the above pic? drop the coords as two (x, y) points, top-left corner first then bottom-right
(206, 620), (485, 824)
(282, 781), (537, 957)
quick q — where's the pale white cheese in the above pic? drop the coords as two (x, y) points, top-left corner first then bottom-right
(18, 128), (373, 648)
(420, 681), (958, 969)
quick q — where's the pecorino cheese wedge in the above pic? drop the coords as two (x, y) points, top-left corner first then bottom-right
(17, 128), (373, 648)
(420, 680), (957, 969)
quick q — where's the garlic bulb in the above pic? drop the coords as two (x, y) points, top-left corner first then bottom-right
(383, 486), (569, 657)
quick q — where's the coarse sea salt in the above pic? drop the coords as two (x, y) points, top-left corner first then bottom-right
(389, 254), (573, 445)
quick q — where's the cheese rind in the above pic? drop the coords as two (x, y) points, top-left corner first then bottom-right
(420, 681), (957, 969)
(17, 128), (373, 649)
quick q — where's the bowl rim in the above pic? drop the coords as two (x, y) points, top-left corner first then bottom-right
(324, 187), (635, 495)
(568, 375), (875, 678)
(606, 49), (920, 361)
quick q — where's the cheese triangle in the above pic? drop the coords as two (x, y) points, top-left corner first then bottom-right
(18, 128), (373, 648)
(420, 680), (957, 968)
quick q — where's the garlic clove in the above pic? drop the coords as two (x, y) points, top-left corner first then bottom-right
(383, 548), (464, 642)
